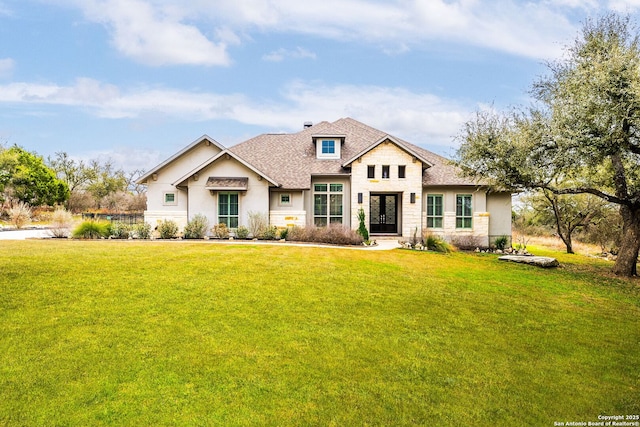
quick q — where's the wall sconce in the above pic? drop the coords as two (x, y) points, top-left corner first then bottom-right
(358, 193), (363, 204)
(193, 174), (199, 181)
(152, 173), (158, 181)
(410, 193), (416, 204)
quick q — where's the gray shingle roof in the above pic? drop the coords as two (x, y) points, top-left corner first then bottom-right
(227, 117), (479, 189)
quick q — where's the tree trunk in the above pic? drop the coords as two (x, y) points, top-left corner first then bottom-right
(612, 205), (640, 277)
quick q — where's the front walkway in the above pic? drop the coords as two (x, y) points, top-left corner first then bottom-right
(0, 228), (402, 251)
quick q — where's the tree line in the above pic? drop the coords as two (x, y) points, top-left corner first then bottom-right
(0, 144), (146, 216)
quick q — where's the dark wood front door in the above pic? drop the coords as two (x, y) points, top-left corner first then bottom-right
(370, 194), (398, 234)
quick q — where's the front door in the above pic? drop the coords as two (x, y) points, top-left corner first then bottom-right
(370, 194), (398, 234)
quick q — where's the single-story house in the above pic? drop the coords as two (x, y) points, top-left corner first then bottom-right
(136, 118), (511, 245)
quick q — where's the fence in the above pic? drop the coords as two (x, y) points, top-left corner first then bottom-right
(81, 213), (144, 225)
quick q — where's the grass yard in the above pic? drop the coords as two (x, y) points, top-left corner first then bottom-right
(0, 240), (638, 426)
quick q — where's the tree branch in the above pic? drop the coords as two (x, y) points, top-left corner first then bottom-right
(538, 184), (629, 206)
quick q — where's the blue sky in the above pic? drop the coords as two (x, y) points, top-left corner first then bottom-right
(1, 0), (639, 172)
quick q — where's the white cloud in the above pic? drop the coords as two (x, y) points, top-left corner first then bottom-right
(73, 0), (231, 66)
(0, 78), (472, 147)
(262, 47), (317, 62)
(0, 58), (15, 78)
(50, 0), (594, 65)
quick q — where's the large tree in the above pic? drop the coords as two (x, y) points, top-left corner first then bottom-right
(0, 146), (69, 207)
(456, 14), (640, 276)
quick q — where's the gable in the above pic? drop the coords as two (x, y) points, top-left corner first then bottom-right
(136, 135), (225, 185)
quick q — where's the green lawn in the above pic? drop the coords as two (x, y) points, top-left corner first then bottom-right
(0, 240), (638, 426)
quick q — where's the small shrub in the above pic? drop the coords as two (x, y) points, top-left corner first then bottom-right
(183, 214), (209, 239)
(450, 235), (484, 251)
(279, 227), (289, 240)
(49, 208), (74, 238)
(134, 222), (152, 239)
(287, 224), (363, 245)
(423, 232), (452, 253)
(9, 201), (32, 229)
(235, 225), (250, 239)
(261, 225), (279, 240)
(212, 223), (230, 239)
(72, 220), (110, 239)
(494, 235), (509, 250)
(109, 222), (131, 239)
(158, 219), (179, 239)
(356, 208), (369, 241)
(248, 211), (268, 238)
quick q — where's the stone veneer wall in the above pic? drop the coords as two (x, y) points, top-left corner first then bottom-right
(350, 141), (424, 238)
(269, 211), (307, 228)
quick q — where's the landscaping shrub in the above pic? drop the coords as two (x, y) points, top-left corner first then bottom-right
(158, 219), (179, 239)
(451, 235), (484, 251)
(212, 223), (230, 239)
(235, 225), (250, 239)
(279, 227), (288, 240)
(288, 225), (363, 245)
(133, 222), (152, 240)
(494, 235), (509, 250)
(356, 208), (369, 241)
(248, 211), (268, 238)
(109, 222), (131, 239)
(183, 214), (209, 239)
(49, 208), (73, 238)
(8, 201), (32, 229)
(422, 231), (453, 253)
(72, 220), (110, 239)
(261, 225), (279, 240)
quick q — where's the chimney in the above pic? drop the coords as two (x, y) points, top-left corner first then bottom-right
(303, 121), (313, 129)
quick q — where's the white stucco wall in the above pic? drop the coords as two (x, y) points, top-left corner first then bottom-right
(487, 192), (513, 241)
(143, 141), (222, 229)
(184, 156), (271, 232)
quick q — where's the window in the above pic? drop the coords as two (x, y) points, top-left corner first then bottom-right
(382, 165), (390, 179)
(218, 192), (239, 228)
(398, 165), (406, 179)
(279, 193), (291, 206)
(163, 192), (177, 205)
(314, 183), (343, 226)
(321, 140), (335, 154)
(367, 165), (375, 179)
(427, 194), (443, 228)
(317, 139), (340, 159)
(456, 194), (473, 229)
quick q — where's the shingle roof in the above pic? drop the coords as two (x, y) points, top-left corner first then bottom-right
(205, 177), (249, 190)
(228, 117), (479, 189)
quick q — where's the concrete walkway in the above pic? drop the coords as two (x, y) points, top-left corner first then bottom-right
(0, 227), (402, 251)
(0, 227), (52, 240)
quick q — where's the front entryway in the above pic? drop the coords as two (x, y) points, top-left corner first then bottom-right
(370, 194), (398, 234)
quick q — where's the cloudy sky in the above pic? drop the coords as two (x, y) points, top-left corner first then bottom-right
(1, 0), (639, 171)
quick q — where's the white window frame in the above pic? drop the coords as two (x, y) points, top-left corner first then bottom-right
(163, 191), (177, 206)
(316, 139), (341, 159)
(279, 193), (292, 207)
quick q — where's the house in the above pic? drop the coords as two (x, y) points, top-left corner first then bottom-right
(136, 118), (511, 245)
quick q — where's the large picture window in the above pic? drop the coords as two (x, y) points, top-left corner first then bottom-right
(456, 194), (473, 229)
(314, 183), (343, 226)
(218, 192), (239, 228)
(426, 194), (443, 228)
